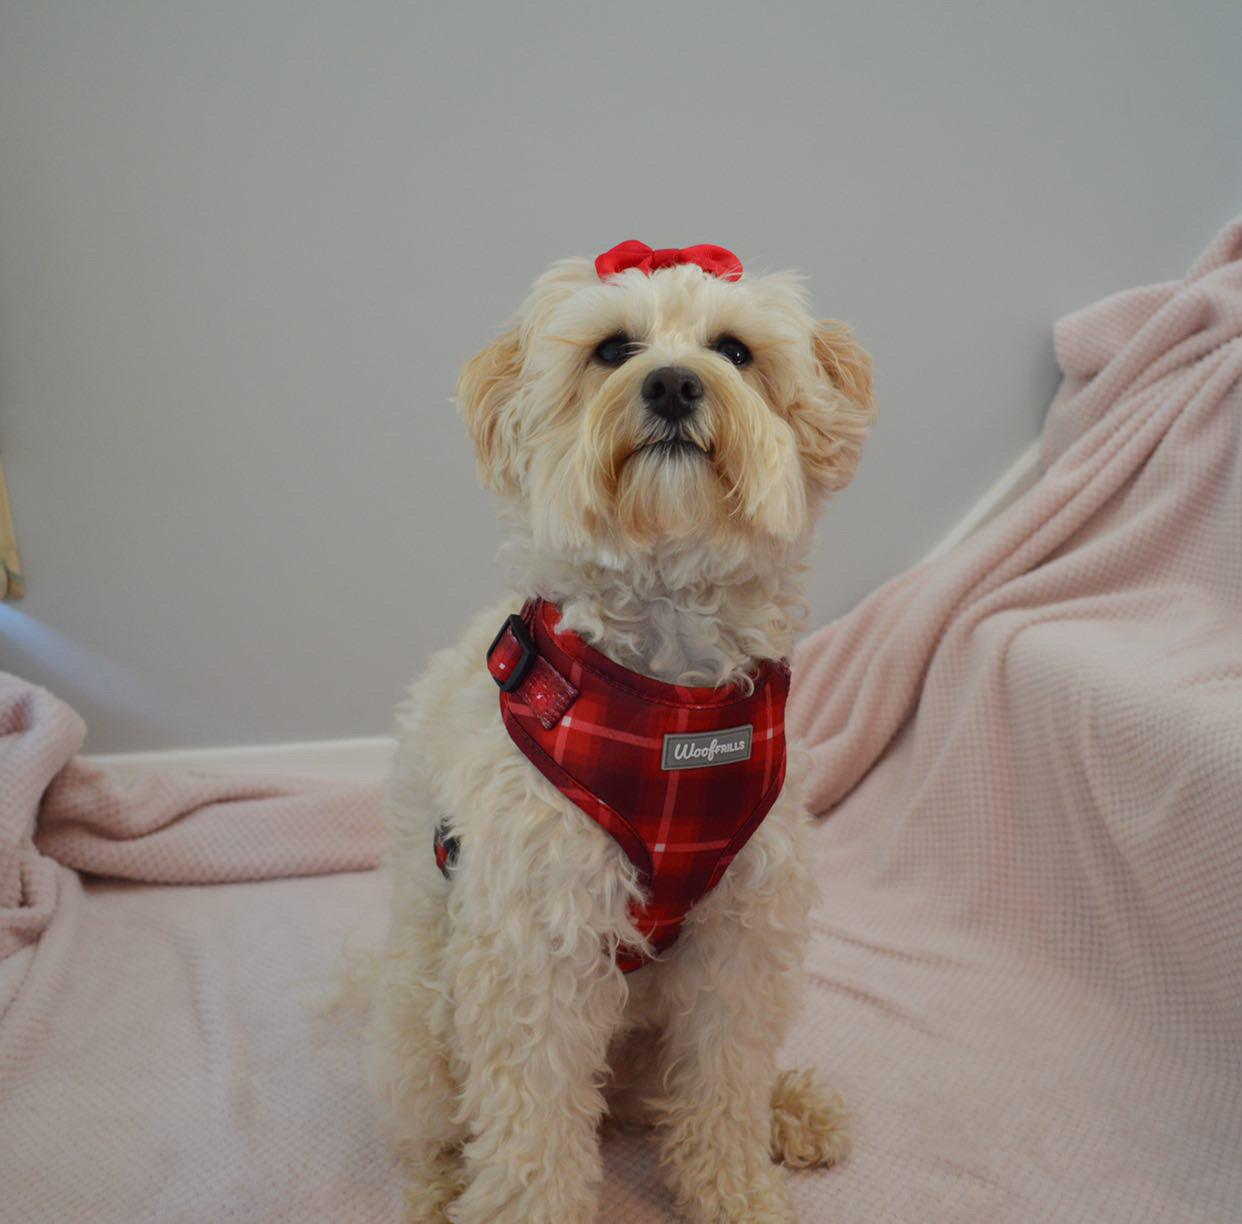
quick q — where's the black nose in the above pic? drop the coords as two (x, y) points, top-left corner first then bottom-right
(642, 366), (703, 421)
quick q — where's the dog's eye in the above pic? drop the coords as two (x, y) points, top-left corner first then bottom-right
(713, 335), (753, 367)
(593, 334), (636, 366)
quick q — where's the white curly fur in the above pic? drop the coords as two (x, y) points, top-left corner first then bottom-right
(367, 252), (874, 1222)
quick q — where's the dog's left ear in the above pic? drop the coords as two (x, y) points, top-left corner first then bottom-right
(791, 319), (877, 495)
(456, 327), (524, 496)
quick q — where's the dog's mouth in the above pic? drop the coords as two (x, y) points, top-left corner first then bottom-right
(633, 436), (712, 461)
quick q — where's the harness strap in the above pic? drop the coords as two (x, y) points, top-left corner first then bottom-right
(486, 601), (579, 729)
(434, 602), (580, 889)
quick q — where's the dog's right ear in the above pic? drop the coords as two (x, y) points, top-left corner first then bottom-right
(456, 327), (524, 496)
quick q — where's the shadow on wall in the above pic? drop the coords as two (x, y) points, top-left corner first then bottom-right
(0, 603), (188, 739)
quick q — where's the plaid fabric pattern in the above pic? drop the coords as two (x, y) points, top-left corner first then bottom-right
(481, 597), (790, 972)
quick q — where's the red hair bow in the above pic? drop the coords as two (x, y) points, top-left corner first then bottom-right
(595, 240), (743, 282)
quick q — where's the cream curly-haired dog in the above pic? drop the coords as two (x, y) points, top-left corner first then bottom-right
(368, 241), (875, 1222)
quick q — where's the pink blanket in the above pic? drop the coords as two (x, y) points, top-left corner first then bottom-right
(1, 678), (383, 957)
(785, 216), (1242, 1221)
(2, 218), (1240, 1221)
(0, 682), (393, 1219)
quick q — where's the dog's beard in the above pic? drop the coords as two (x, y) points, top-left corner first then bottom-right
(529, 364), (808, 557)
(614, 444), (720, 543)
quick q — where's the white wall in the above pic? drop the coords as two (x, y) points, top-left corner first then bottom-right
(1, 1), (1239, 752)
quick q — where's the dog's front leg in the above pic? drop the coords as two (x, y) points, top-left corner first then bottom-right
(445, 835), (630, 1224)
(653, 828), (813, 1223)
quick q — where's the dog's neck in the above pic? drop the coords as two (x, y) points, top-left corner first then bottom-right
(502, 531), (807, 690)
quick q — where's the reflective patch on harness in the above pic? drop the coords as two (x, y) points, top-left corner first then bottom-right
(661, 724), (753, 771)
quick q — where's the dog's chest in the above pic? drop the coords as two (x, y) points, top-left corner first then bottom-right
(429, 598), (792, 970)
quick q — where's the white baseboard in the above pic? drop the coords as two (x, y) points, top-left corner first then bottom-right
(84, 735), (396, 782)
(83, 440), (1043, 779)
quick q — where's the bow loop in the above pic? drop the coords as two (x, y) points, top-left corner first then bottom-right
(595, 240), (743, 282)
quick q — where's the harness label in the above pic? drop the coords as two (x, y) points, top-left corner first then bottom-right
(661, 724), (753, 771)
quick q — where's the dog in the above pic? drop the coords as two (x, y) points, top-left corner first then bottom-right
(367, 240), (875, 1222)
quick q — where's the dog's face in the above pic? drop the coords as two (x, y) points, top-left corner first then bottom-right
(457, 256), (874, 569)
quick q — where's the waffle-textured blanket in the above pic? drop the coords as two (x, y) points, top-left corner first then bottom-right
(2, 218), (1240, 1221)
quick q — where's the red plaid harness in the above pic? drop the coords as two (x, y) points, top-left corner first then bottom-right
(434, 598), (790, 972)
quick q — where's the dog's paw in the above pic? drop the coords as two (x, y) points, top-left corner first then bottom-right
(770, 1068), (851, 1170)
(402, 1146), (465, 1221)
(679, 1162), (796, 1224)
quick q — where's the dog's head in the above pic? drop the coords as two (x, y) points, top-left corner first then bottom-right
(457, 242), (875, 569)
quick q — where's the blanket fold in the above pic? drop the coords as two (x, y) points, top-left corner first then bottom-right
(791, 218), (1242, 820)
(0, 677), (383, 964)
